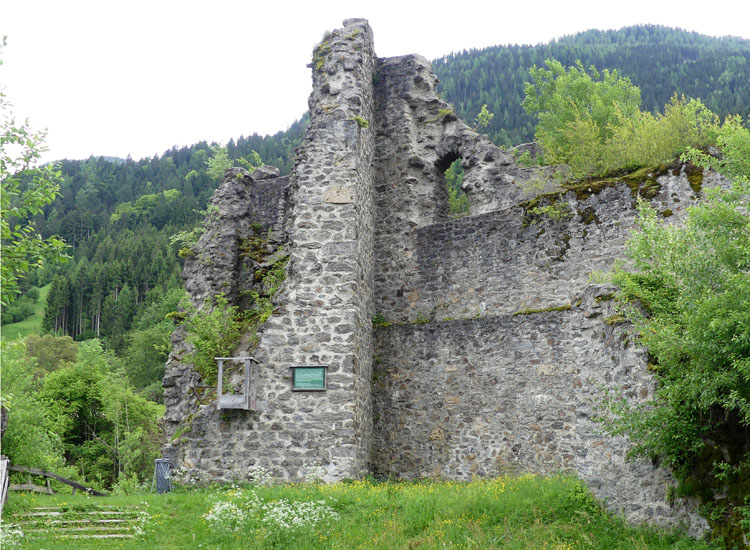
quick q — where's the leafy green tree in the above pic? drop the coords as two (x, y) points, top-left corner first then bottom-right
(0, 294), (34, 324)
(604, 121), (750, 540)
(601, 94), (718, 172)
(206, 144), (264, 180)
(24, 333), (78, 376)
(236, 149), (264, 173)
(473, 104), (494, 132)
(205, 144), (233, 180)
(182, 294), (249, 384)
(98, 368), (163, 481)
(1, 39), (69, 305)
(445, 160), (469, 217)
(683, 114), (750, 182)
(524, 59), (724, 177)
(124, 288), (186, 401)
(523, 59), (641, 175)
(434, 25), (750, 146)
(0, 341), (67, 473)
(40, 339), (163, 487)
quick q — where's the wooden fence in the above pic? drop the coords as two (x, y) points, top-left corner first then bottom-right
(7, 465), (106, 496)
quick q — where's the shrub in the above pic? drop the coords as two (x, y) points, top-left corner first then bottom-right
(602, 125), (750, 540)
(182, 294), (249, 384)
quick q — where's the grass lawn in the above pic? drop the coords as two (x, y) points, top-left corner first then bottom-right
(1, 474), (716, 549)
(1, 284), (50, 342)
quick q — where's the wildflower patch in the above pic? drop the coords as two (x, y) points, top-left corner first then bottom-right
(203, 488), (340, 535)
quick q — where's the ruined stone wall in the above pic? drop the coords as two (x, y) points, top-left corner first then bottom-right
(364, 25), (722, 532)
(162, 17), (725, 532)
(162, 168), (290, 429)
(164, 18), (376, 482)
(369, 157), (720, 531)
(372, 54), (555, 323)
(371, 287), (704, 532)
(382, 166), (724, 322)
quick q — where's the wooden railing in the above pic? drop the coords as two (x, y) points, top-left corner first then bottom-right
(8, 465), (107, 496)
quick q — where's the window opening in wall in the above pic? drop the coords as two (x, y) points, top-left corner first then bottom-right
(445, 159), (469, 218)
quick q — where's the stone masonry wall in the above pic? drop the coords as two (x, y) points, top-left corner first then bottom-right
(372, 287), (705, 532)
(381, 166), (726, 322)
(364, 26), (725, 532)
(372, 54), (563, 323)
(162, 167), (290, 428)
(162, 17), (724, 533)
(163, 18), (376, 483)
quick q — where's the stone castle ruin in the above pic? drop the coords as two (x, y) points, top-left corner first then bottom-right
(163, 18), (726, 532)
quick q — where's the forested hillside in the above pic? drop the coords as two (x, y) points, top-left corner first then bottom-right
(434, 25), (750, 146)
(9, 119), (306, 339)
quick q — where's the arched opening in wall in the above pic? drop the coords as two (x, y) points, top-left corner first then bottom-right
(436, 152), (469, 218)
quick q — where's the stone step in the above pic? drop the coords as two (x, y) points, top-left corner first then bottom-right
(15, 510), (133, 516)
(15, 519), (130, 525)
(43, 526), (133, 533)
(10, 503), (144, 542)
(27, 533), (134, 540)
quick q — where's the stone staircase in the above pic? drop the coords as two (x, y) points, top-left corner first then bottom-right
(11, 504), (145, 541)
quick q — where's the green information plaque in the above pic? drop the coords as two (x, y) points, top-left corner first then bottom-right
(291, 366), (327, 391)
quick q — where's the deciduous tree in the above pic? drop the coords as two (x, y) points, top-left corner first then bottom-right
(1, 39), (69, 305)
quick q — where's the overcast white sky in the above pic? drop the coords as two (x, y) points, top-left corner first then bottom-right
(2, 0), (749, 163)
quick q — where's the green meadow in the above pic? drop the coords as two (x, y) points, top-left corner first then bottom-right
(1, 474), (714, 549)
(1, 284), (50, 342)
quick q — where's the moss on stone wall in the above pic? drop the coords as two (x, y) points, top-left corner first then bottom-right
(312, 40), (331, 71)
(512, 304), (572, 316)
(562, 164), (669, 202)
(684, 163), (704, 194)
(518, 161), (694, 230)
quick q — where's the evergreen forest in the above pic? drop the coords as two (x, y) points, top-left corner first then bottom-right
(434, 25), (750, 146)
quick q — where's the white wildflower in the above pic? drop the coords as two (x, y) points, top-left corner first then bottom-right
(247, 464), (273, 486)
(203, 488), (339, 536)
(303, 465), (327, 484)
(133, 510), (151, 537)
(0, 524), (24, 548)
(203, 501), (247, 533)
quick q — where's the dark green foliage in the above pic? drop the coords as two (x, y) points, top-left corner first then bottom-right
(181, 256), (286, 386)
(182, 294), (250, 385)
(38, 339), (164, 488)
(1, 294), (36, 324)
(372, 313), (391, 328)
(0, 342), (68, 475)
(121, 289), (187, 401)
(434, 25), (750, 147)
(2, 339), (163, 490)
